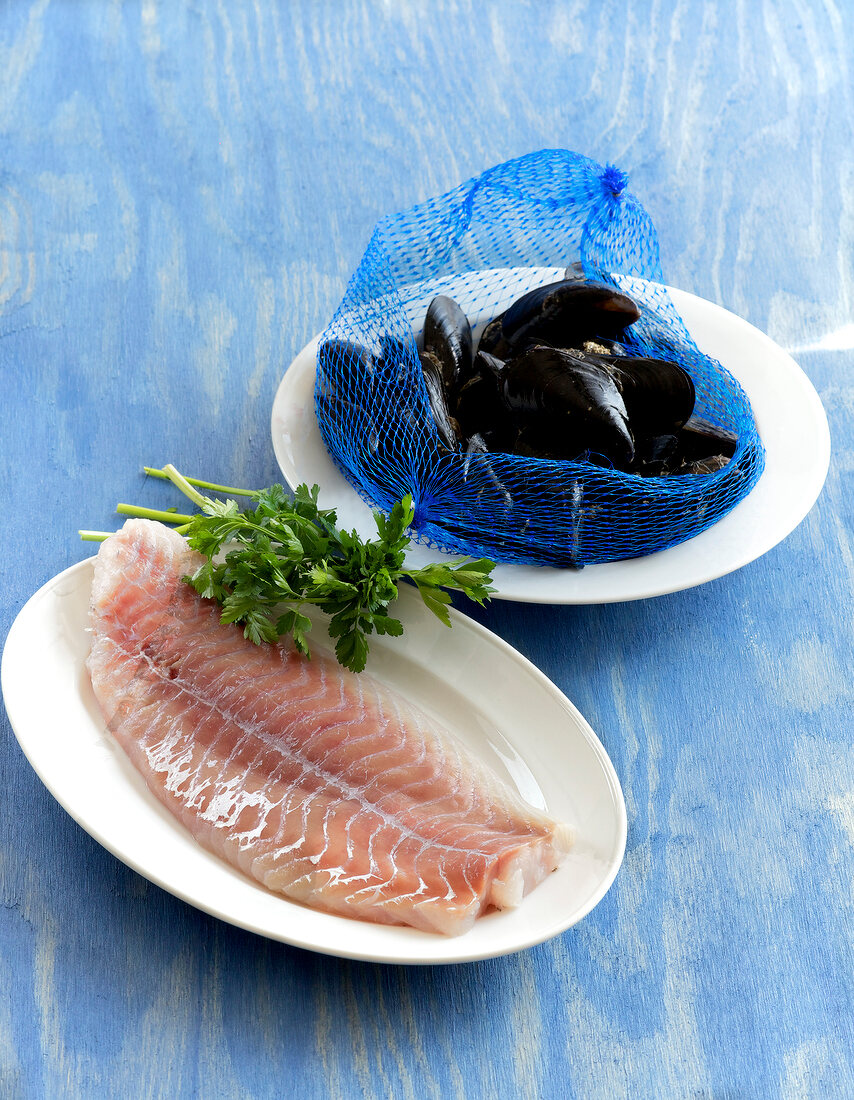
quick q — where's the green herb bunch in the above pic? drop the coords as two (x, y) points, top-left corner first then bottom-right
(82, 465), (495, 674)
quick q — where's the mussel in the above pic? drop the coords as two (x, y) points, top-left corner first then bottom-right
(316, 338), (375, 399)
(423, 295), (473, 393)
(478, 279), (641, 359)
(632, 417), (737, 477)
(376, 332), (416, 387)
(419, 349), (462, 451)
(498, 346), (635, 467)
(677, 417), (737, 462)
(453, 349), (511, 446)
(391, 283), (735, 483)
(602, 355), (696, 438)
(672, 417), (737, 476)
(316, 339), (387, 462)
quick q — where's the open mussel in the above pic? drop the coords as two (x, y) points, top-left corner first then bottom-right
(478, 279), (641, 359)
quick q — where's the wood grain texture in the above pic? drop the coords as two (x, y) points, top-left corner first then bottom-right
(1, 1), (851, 1097)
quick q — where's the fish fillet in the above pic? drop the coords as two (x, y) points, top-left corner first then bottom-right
(86, 520), (572, 935)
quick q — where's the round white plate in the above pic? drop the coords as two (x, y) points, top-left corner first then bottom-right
(271, 270), (830, 603)
(1, 559), (626, 965)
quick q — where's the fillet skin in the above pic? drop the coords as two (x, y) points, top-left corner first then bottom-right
(86, 520), (572, 936)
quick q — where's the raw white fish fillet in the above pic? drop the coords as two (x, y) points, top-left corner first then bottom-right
(86, 520), (572, 935)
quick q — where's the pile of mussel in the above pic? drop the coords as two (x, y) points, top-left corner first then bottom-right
(417, 276), (736, 477)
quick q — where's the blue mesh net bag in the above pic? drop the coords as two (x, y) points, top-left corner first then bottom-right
(315, 149), (765, 568)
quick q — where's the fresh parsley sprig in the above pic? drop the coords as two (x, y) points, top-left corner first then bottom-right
(82, 465), (495, 674)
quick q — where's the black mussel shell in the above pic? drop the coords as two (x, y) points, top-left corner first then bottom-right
(478, 280), (641, 359)
(423, 295), (473, 393)
(677, 417), (737, 461)
(317, 338), (374, 374)
(453, 350), (510, 443)
(476, 315), (503, 357)
(315, 391), (364, 433)
(419, 350), (462, 451)
(665, 418), (737, 476)
(379, 332), (409, 357)
(630, 432), (679, 475)
(377, 333), (415, 386)
(474, 348), (506, 381)
(503, 424), (570, 461)
(316, 339), (375, 400)
(632, 417), (737, 476)
(500, 346), (634, 466)
(606, 356), (696, 437)
(465, 422), (514, 454)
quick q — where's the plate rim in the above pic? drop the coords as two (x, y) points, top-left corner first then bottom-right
(271, 274), (831, 605)
(1, 557), (627, 965)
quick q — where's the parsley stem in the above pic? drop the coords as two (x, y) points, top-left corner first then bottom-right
(144, 466), (259, 498)
(117, 504), (194, 524)
(161, 464), (210, 510)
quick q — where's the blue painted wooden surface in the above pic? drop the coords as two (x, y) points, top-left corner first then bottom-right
(1, 2), (852, 1096)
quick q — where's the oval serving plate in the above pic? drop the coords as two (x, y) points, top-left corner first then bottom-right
(272, 268), (830, 603)
(1, 558), (626, 965)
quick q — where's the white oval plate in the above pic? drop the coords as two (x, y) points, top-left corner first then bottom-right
(1, 559), (626, 965)
(272, 270), (830, 603)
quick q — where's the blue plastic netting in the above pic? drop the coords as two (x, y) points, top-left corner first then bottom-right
(315, 149), (764, 568)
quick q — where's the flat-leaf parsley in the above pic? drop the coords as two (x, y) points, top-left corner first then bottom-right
(81, 465), (495, 674)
